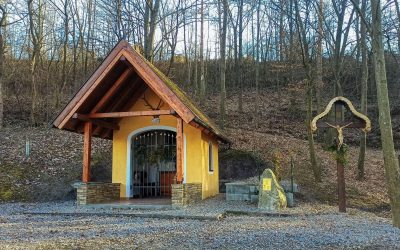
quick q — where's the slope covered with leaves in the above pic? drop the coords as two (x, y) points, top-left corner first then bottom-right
(200, 84), (391, 215)
(0, 80), (393, 216)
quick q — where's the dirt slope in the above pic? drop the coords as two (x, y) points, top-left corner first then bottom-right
(0, 84), (393, 215)
(200, 84), (391, 215)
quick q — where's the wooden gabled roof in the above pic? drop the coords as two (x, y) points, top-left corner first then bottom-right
(52, 40), (229, 143)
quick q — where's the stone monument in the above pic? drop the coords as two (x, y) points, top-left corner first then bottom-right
(258, 168), (287, 210)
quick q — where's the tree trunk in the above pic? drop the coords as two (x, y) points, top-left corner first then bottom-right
(237, 0), (243, 112)
(59, 0), (69, 108)
(0, 6), (5, 129)
(279, 0), (285, 61)
(306, 76), (321, 182)
(28, 0), (41, 125)
(254, 0), (261, 128)
(182, 5), (191, 90)
(143, 0), (150, 58)
(393, 0), (400, 98)
(193, 0), (198, 94)
(315, 0), (323, 139)
(199, 0), (205, 103)
(294, 0), (321, 182)
(84, 0), (93, 75)
(357, 0), (368, 180)
(219, 0), (228, 128)
(371, 0), (400, 227)
(332, 0), (348, 96)
(144, 0), (160, 62)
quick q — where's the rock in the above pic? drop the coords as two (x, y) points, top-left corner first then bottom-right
(258, 169), (287, 210)
(286, 192), (294, 207)
(280, 179), (299, 193)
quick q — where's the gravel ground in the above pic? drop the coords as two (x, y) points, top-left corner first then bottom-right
(0, 196), (399, 249)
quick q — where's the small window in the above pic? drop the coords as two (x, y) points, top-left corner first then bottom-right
(208, 141), (214, 172)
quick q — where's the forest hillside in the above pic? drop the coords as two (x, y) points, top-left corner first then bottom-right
(0, 59), (395, 216)
(1, 0), (400, 219)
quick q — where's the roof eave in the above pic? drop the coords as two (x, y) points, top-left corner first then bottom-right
(193, 117), (231, 144)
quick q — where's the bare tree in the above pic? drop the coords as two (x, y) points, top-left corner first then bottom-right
(294, 0), (321, 182)
(254, 0), (261, 127)
(199, 0), (205, 103)
(315, 0), (324, 118)
(370, 0), (400, 228)
(219, 0), (228, 128)
(0, 3), (6, 128)
(28, 0), (44, 124)
(356, 0), (368, 180)
(144, 0), (161, 62)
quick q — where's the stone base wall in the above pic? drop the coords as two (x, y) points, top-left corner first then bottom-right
(77, 182), (120, 205)
(226, 183), (259, 203)
(171, 183), (202, 207)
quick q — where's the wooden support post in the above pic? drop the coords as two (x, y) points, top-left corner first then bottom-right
(176, 117), (184, 183)
(337, 161), (346, 212)
(83, 122), (92, 183)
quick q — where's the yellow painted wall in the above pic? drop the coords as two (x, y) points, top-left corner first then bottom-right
(112, 88), (219, 199)
(200, 133), (219, 198)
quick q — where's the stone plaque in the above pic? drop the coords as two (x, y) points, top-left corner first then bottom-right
(263, 178), (272, 191)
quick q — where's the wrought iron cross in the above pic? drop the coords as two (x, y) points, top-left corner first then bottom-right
(311, 96), (371, 213)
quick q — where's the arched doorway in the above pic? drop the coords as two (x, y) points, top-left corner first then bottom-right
(127, 126), (183, 199)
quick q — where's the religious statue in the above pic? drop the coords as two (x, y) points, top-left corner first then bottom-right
(311, 96), (371, 213)
(325, 122), (353, 149)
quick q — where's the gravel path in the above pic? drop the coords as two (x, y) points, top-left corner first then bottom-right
(0, 196), (399, 249)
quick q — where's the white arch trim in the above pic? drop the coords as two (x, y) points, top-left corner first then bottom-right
(125, 125), (187, 198)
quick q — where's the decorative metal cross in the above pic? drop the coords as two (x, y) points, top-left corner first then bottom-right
(311, 96), (371, 213)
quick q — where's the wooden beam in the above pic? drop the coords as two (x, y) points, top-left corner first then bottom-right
(100, 130), (111, 139)
(176, 117), (184, 183)
(92, 78), (144, 136)
(189, 120), (210, 134)
(189, 120), (201, 128)
(122, 49), (196, 123)
(90, 68), (134, 114)
(189, 120), (226, 143)
(73, 113), (120, 130)
(85, 110), (174, 118)
(58, 50), (126, 129)
(100, 129), (113, 140)
(96, 84), (148, 137)
(106, 77), (143, 112)
(83, 122), (92, 183)
(54, 40), (130, 128)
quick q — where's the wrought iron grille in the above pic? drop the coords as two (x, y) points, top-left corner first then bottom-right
(131, 130), (177, 198)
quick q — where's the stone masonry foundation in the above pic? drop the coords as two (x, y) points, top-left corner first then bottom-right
(171, 183), (202, 207)
(77, 182), (120, 205)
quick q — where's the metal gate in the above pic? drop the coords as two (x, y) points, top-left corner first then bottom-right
(131, 130), (177, 198)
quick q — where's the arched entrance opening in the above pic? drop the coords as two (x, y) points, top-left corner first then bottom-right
(129, 128), (177, 198)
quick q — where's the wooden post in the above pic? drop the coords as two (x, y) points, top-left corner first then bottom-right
(337, 161), (346, 212)
(335, 103), (346, 212)
(83, 122), (92, 183)
(176, 117), (184, 183)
